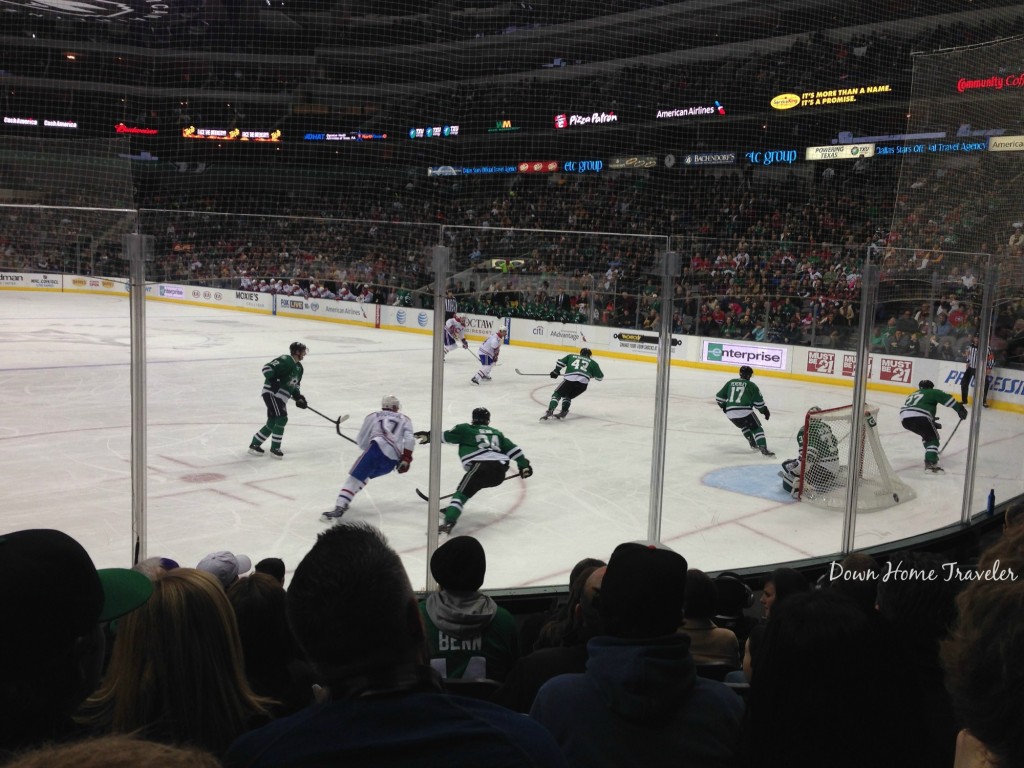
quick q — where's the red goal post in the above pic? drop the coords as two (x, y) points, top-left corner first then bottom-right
(797, 403), (915, 512)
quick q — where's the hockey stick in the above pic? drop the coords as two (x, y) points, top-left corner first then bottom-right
(465, 346), (502, 367)
(939, 417), (964, 455)
(515, 368), (554, 376)
(415, 470), (525, 502)
(306, 407), (356, 442)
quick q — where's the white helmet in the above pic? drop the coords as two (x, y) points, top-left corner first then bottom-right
(382, 395), (400, 412)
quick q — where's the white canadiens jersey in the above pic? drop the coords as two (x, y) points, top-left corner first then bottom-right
(478, 332), (504, 358)
(444, 318), (466, 340)
(356, 409), (415, 461)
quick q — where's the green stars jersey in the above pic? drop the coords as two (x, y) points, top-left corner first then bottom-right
(261, 354), (304, 400)
(442, 423), (528, 470)
(554, 353), (605, 383)
(798, 420), (840, 463)
(899, 387), (962, 421)
(715, 378), (767, 419)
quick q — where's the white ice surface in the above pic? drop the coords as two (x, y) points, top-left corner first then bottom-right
(2, 292), (1021, 591)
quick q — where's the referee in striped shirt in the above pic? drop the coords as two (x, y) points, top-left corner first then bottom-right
(443, 288), (459, 321)
(962, 335), (994, 407)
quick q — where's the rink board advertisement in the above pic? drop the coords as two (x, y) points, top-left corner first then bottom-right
(3, 272), (1023, 409)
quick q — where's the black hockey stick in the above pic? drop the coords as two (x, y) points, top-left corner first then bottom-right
(939, 416), (964, 455)
(515, 368), (553, 376)
(306, 407), (356, 442)
(415, 469), (525, 502)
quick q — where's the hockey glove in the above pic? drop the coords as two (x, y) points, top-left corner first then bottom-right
(414, 430), (431, 445)
(761, 408), (771, 421)
(294, 394), (308, 409)
(934, 420), (942, 429)
(462, 339), (469, 349)
(955, 404), (968, 420)
(550, 370), (559, 379)
(519, 462), (533, 479)
(397, 449), (413, 473)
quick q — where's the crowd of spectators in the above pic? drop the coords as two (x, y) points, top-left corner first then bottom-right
(3, 151), (1023, 366)
(3, 509), (1023, 766)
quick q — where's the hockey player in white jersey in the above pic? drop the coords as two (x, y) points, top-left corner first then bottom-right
(443, 315), (470, 358)
(322, 395), (415, 521)
(471, 327), (505, 385)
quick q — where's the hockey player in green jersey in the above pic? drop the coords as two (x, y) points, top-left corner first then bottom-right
(899, 379), (967, 472)
(541, 347), (604, 420)
(780, 407), (841, 497)
(715, 365), (774, 456)
(249, 341), (308, 458)
(414, 407), (532, 535)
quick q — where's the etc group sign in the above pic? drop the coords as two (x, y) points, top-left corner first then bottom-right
(702, 341), (788, 371)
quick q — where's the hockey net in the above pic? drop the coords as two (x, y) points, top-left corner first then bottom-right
(797, 404), (915, 512)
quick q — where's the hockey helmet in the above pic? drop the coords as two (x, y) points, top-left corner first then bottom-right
(495, 328), (506, 337)
(382, 395), (401, 412)
(808, 406), (822, 413)
(472, 407), (491, 426)
(919, 379), (935, 390)
(290, 341), (308, 357)
(739, 365), (754, 380)
(580, 348), (592, 358)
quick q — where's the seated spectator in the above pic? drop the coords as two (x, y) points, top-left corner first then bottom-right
(254, 557), (286, 586)
(530, 542), (743, 768)
(825, 551), (879, 614)
(739, 590), (926, 768)
(680, 569), (739, 666)
(419, 536), (519, 681)
(76, 569), (273, 756)
(876, 551), (962, 767)
(759, 567), (809, 620)
(493, 565), (605, 714)
(2, 734), (222, 768)
(941, 526), (1024, 768)
(712, 572), (758, 651)
(132, 556), (179, 581)
(197, 551), (252, 590)
(225, 522), (564, 767)
(526, 557), (606, 652)
(227, 573), (315, 717)
(0, 529), (153, 758)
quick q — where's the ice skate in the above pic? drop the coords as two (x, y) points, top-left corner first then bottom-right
(480, 373), (491, 380)
(746, 435), (758, 451)
(321, 503), (348, 522)
(760, 447), (775, 457)
(470, 377), (480, 385)
(439, 519), (457, 535)
(540, 410), (553, 421)
(270, 448), (284, 459)
(554, 411), (568, 420)
(925, 461), (944, 473)
(248, 444), (265, 456)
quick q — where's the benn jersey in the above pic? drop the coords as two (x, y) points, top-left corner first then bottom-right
(554, 354), (604, 384)
(900, 387), (958, 422)
(798, 420), (840, 463)
(261, 354), (303, 401)
(442, 423), (527, 470)
(715, 378), (766, 419)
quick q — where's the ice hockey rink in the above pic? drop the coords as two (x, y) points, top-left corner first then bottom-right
(3, 291), (1022, 591)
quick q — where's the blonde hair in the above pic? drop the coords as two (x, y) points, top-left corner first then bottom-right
(2, 734), (222, 767)
(77, 568), (272, 753)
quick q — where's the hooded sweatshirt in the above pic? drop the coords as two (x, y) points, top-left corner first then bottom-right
(530, 634), (743, 767)
(419, 591), (519, 681)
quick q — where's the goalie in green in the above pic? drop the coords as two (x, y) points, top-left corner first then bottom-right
(780, 407), (841, 498)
